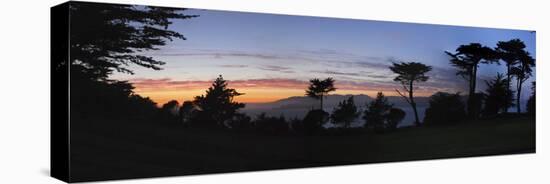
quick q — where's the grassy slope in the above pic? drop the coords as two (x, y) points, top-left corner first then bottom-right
(69, 117), (535, 182)
(313, 117), (535, 163)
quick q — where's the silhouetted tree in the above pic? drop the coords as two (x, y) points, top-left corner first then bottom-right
(71, 79), (145, 118)
(66, 3), (196, 126)
(69, 2), (197, 80)
(423, 92), (466, 125)
(363, 92), (393, 132)
(496, 39), (527, 113)
(160, 100), (180, 122)
(193, 75), (245, 127)
(127, 94), (158, 119)
(527, 81), (536, 117)
(386, 108), (406, 130)
(483, 73), (514, 117)
(331, 96), (360, 128)
(305, 78), (336, 111)
(389, 62), (432, 126)
(161, 100), (180, 115)
(446, 43), (497, 118)
(178, 101), (196, 126)
(511, 50), (535, 113)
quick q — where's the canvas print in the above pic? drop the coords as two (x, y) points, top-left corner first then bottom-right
(51, 1), (536, 182)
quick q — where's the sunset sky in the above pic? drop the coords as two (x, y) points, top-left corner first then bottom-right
(111, 8), (536, 105)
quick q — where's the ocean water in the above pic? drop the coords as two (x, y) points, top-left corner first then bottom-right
(242, 102), (428, 128)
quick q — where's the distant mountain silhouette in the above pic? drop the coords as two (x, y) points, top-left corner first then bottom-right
(242, 94), (430, 127)
(247, 94), (372, 110)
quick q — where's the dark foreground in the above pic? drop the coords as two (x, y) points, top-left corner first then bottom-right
(70, 117), (535, 182)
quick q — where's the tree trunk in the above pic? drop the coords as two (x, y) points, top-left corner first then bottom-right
(320, 95), (324, 111)
(517, 79), (523, 113)
(409, 81), (420, 126)
(472, 66), (477, 95)
(412, 102), (420, 126)
(468, 66), (478, 119)
(504, 65), (512, 113)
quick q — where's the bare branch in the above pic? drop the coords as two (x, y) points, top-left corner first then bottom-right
(401, 82), (410, 93)
(395, 89), (411, 104)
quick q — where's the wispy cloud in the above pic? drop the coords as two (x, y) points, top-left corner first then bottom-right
(366, 74), (391, 79)
(310, 70), (361, 77)
(219, 64), (248, 68)
(257, 65), (295, 73)
(154, 51), (284, 60)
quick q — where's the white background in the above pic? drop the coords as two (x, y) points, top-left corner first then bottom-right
(0, 0), (548, 183)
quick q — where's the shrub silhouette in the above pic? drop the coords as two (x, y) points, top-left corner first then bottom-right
(254, 113), (289, 135)
(71, 78), (159, 120)
(160, 100), (180, 123)
(331, 96), (360, 128)
(161, 100), (180, 115)
(386, 108), (406, 130)
(227, 113), (253, 131)
(423, 92), (466, 125)
(127, 95), (158, 119)
(305, 78), (336, 111)
(193, 75), (245, 127)
(389, 62), (432, 126)
(446, 43), (498, 118)
(470, 93), (485, 119)
(178, 101), (196, 126)
(302, 109), (329, 135)
(289, 117), (305, 134)
(483, 73), (515, 117)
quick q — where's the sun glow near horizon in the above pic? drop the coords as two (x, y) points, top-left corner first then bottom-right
(131, 78), (439, 106)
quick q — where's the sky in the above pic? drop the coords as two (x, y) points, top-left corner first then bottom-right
(111, 8), (536, 105)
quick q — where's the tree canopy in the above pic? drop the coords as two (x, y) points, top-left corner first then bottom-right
(496, 39), (526, 69)
(305, 78), (336, 111)
(69, 2), (197, 80)
(446, 43), (498, 81)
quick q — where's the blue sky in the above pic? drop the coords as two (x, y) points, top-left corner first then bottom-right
(112, 8), (536, 104)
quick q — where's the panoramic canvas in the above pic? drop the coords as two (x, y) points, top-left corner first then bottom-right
(51, 1), (536, 182)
